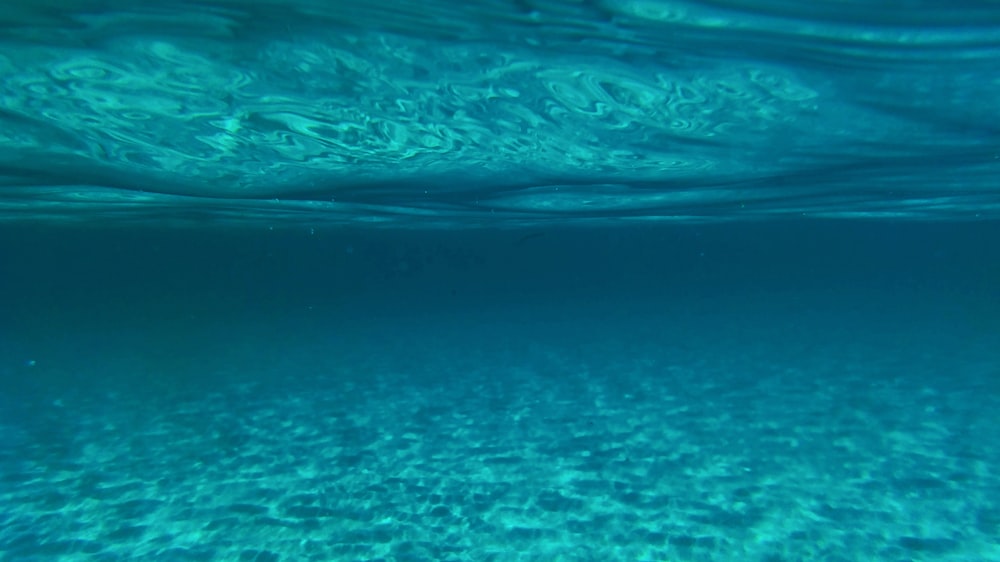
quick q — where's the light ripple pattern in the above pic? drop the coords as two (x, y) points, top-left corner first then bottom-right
(0, 0), (999, 225)
(1, 311), (998, 561)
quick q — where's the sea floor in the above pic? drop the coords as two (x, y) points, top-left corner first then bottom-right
(1, 297), (998, 561)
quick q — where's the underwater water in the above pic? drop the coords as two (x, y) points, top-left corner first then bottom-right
(2, 1), (1000, 561)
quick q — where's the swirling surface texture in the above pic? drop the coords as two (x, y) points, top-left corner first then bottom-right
(1, 0), (999, 226)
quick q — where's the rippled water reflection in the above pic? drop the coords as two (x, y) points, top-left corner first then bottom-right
(1, 0), (999, 226)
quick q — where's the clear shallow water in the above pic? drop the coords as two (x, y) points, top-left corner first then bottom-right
(2, 224), (1000, 561)
(2, 2), (1000, 561)
(2, 0), (1000, 226)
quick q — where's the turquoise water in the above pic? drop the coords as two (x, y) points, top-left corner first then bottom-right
(2, 1), (1000, 561)
(2, 0), (999, 225)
